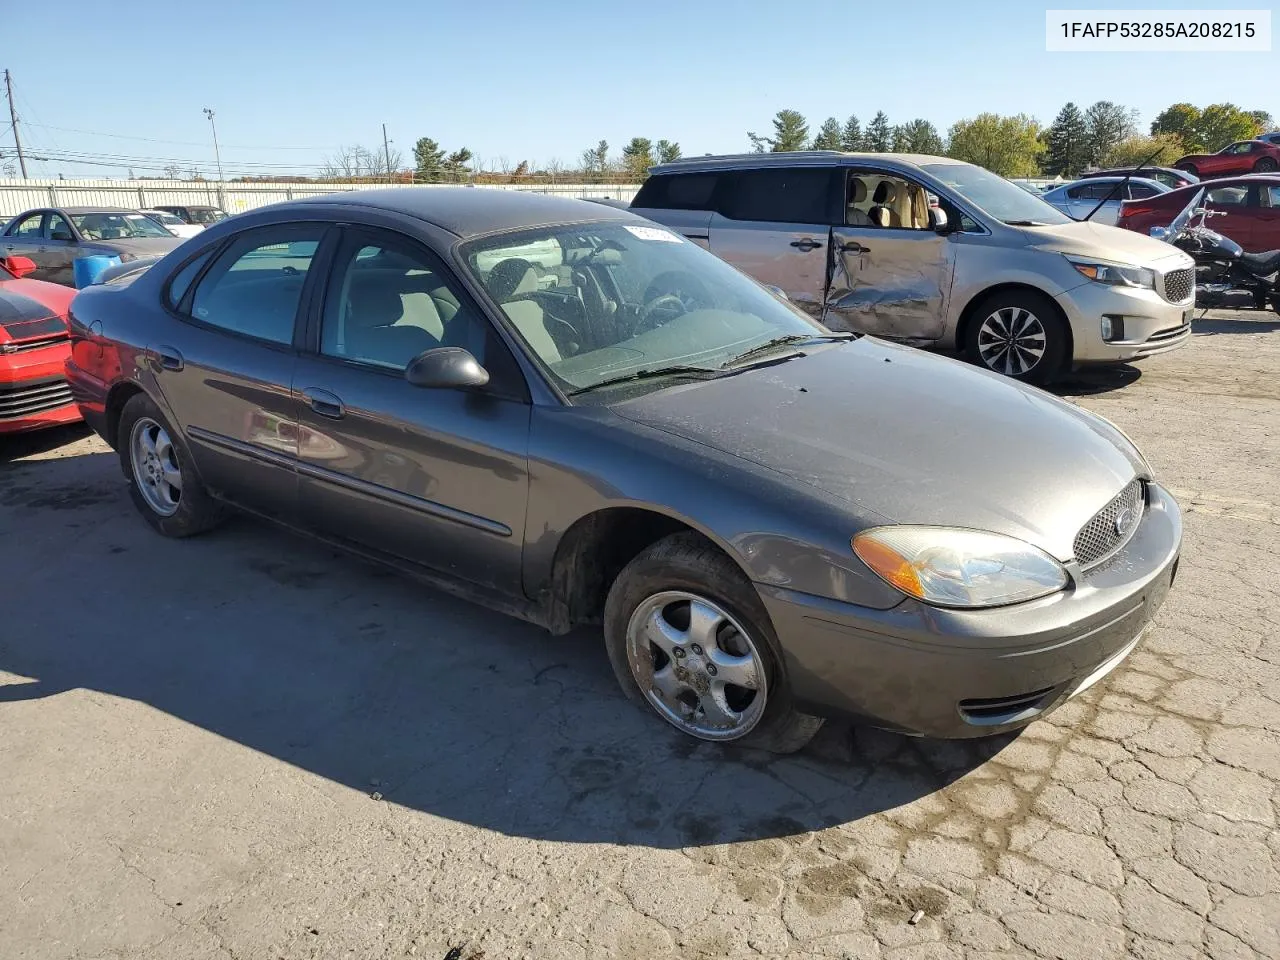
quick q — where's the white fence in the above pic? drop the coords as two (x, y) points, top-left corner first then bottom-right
(0, 179), (641, 219)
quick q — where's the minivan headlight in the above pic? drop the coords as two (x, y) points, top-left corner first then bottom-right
(852, 527), (1068, 608)
(1065, 255), (1154, 290)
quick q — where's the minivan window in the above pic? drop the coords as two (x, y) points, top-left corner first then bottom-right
(717, 168), (835, 223)
(633, 173), (719, 210)
(921, 162), (1072, 226)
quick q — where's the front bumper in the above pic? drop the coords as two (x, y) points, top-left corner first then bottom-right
(1057, 281), (1192, 364)
(762, 482), (1182, 738)
(0, 344), (81, 435)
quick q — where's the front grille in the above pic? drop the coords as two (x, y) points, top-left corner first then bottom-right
(1073, 479), (1145, 567)
(1161, 267), (1194, 304)
(0, 376), (74, 420)
(0, 335), (68, 354)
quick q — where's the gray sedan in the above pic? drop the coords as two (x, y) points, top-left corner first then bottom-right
(65, 189), (1181, 751)
(1, 206), (183, 286)
(1040, 176), (1171, 225)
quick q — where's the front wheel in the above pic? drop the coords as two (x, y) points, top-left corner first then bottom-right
(603, 533), (822, 754)
(964, 290), (1068, 385)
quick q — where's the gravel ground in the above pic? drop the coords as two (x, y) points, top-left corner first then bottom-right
(1, 311), (1277, 960)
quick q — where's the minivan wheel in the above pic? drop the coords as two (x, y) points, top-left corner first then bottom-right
(965, 290), (1067, 385)
(603, 533), (822, 754)
(118, 393), (224, 538)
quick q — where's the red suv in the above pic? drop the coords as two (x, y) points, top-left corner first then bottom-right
(1174, 140), (1280, 179)
(1117, 176), (1280, 253)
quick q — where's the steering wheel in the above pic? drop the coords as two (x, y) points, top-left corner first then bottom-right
(636, 270), (711, 332)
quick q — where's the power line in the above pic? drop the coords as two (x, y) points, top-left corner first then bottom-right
(22, 121), (333, 152)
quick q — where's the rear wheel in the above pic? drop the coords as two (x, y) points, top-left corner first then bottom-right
(1255, 157), (1278, 173)
(603, 533), (822, 754)
(964, 290), (1068, 386)
(118, 393), (224, 537)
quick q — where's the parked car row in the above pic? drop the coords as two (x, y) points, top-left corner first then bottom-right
(53, 186), (1181, 751)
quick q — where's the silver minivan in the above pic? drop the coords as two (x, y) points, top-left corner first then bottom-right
(630, 152), (1195, 384)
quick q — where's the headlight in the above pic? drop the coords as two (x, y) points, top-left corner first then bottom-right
(852, 526), (1068, 608)
(1065, 254), (1154, 290)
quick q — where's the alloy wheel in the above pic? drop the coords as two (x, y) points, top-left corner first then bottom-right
(977, 306), (1047, 377)
(625, 590), (767, 741)
(130, 417), (183, 517)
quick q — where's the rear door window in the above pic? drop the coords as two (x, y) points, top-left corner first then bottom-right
(716, 168), (837, 223)
(8, 212), (46, 238)
(632, 173), (719, 211)
(1206, 186), (1250, 207)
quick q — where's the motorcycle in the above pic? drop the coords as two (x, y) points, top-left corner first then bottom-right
(1150, 187), (1280, 313)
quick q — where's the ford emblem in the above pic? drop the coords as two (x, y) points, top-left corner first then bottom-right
(1114, 507), (1134, 536)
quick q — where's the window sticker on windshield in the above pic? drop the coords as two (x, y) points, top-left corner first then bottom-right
(623, 225), (682, 243)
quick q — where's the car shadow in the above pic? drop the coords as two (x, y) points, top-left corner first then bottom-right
(0, 422), (93, 463)
(0, 451), (1010, 850)
(1051, 363), (1142, 397)
(1193, 315), (1280, 335)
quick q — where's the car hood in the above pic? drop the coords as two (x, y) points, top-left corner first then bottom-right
(1022, 219), (1191, 267)
(611, 338), (1145, 561)
(0, 278), (72, 341)
(101, 237), (185, 256)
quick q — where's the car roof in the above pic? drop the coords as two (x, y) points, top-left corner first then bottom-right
(648, 151), (963, 176)
(287, 186), (636, 238)
(1082, 166), (1185, 177)
(1052, 176), (1168, 190)
(59, 206), (134, 215)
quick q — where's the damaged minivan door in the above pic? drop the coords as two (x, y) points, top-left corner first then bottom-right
(825, 170), (955, 340)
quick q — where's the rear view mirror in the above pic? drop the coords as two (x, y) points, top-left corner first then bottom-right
(929, 207), (949, 233)
(405, 347), (490, 390)
(1, 255), (37, 278)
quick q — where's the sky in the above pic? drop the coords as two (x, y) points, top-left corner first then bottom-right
(1, 0), (1276, 180)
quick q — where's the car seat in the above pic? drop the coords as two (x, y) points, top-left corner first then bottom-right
(343, 273), (440, 367)
(485, 258), (562, 362)
(868, 181), (901, 228)
(847, 179), (874, 226)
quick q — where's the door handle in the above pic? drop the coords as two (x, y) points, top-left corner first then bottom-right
(302, 387), (345, 420)
(789, 238), (824, 251)
(839, 241), (867, 254)
(154, 345), (184, 371)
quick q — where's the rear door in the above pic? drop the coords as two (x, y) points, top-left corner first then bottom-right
(2, 212), (50, 278)
(41, 212), (80, 286)
(154, 223), (329, 521)
(1204, 182), (1255, 250)
(707, 166), (838, 318)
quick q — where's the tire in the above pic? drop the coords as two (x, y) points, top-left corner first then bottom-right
(603, 533), (822, 754)
(1255, 157), (1278, 173)
(964, 289), (1069, 386)
(117, 392), (224, 538)
(1177, 163), (1198, 177)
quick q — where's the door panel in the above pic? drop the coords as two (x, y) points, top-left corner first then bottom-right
(827, 226), (952, 338)
(294, 359), (531, 590)
(708, 216), (830, 317)
(1253, 185), (1280, 252)
(1204, 184), (1255, 250)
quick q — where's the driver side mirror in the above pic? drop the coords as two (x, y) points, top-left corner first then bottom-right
(1, 255), (37, 278)
(929, 207), (950, 233)
(405, 346), (490, 390)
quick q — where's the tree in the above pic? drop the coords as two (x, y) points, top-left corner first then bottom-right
(1248, 110), (1275, 132)
(1099, 133), (1185, 168)
(813, 117), (843, 151)
(1084, 101), (1139, 166)
(841, 115), (863, 151)
(412, 137), (446, 181)
(1197, 103), (1263, 151)
(511, 160), (530, 181)
(1044, 102), (1089, 178)
(747, 109), (810, 152)
(655, 139), (681, 163)
(622, 137), (655, 179)
(580, 139), (610, 178)
(321, 144), (385, 180)
(891, 118), (943, 154)
(1150, 103), (1202, 150)
(864, 111), (892, 152)
(945, 113), (1043, 177)
(443, 147), (473, 182)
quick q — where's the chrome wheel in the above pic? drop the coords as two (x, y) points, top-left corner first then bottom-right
(130, 417), (182, 517)
(977, 306), (1047, 377)
(625, 590), (767, 741)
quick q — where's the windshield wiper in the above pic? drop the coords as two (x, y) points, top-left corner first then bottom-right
(1004, 219), (1050, 226)
(565, 365), (723, 396)
(722, 333), (855, 369)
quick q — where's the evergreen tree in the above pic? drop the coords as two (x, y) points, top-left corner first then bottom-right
(1044, 102), (1088, 177)
(813, 117), (843, 151)
(840, 115), (863, 151)
(865, 111), (892, 152)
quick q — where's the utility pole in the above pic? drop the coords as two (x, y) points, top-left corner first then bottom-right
(382, 123), (393, 182)
(203, 107), (224, 182)
(4, 69), (28, 179)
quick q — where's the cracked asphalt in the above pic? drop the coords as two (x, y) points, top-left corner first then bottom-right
(1, 310), (1277, 960)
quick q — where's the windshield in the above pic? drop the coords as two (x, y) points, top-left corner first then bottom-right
(460, 221), (828, 394)
(921, 162), (1072, 225)
(148, 212), (183, 225)
(71, 212), (173, 240)
(189, 208), (227, 224)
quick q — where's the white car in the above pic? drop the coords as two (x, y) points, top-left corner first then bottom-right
(140, 209), (204, 239)
(1039, 177), (1170, 226)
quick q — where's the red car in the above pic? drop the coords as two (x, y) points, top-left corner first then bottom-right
(0, 255), (80, 434)
(1117, 175), (1280, 253)
(1175, 140), (1280, 179)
